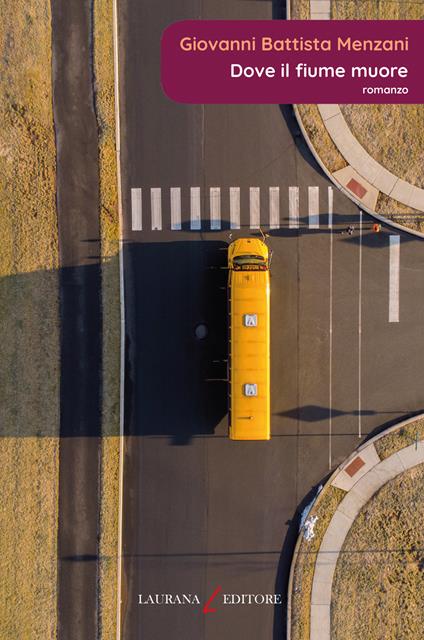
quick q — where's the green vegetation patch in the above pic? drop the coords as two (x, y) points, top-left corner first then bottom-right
(332, 463), (424, 640)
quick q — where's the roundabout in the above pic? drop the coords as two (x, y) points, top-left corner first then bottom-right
(287, 415), (424, 640)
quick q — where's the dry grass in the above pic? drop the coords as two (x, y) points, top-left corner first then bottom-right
(93, 0), (121, 638)
(340, 104), (424, 190)
(290, 0), (310, 19)
(290, 486), (346, 640)
(375, 418), (424, 460)
(376, 194), (424, 233)
(296, 105), (347, 173)
(332, 463), (424, 639)
(0, 1), (60, 637)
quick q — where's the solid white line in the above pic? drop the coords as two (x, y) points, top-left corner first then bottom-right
(250, 187), (260, 229)
(150, 188), (162, 230)
(112, 0), (125, 634)
(308, 186), (319, 229)
(389, 235), (400, 323)
(269, 187), (280, 229)
(190, 187), (201, 230)
(131, 188), (142, 231)
(230, 187), (240, 229)
(289, 186), (299, 229)
(210, 187), (221, 230)
(358, 210), (363, 439)
(170, 187), (181, 231)
(328, 187), (333, 470)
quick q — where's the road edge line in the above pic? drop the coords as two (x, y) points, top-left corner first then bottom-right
(112, 0), (125, 638)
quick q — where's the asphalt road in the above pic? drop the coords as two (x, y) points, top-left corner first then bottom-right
(51, 1), (102, 638)
(118, 1), (424, 638)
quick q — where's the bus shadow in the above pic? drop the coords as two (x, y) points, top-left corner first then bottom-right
(123, 240), (228, 444)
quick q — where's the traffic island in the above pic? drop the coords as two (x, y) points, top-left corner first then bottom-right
(289, 0), (424, 233)
(287, 415), (424, 640)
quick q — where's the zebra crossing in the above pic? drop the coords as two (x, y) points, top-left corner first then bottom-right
(130, 185), (332, 232)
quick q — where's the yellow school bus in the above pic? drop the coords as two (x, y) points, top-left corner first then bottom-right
(228, 238), (271, 440)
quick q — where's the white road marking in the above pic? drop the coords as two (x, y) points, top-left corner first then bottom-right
(170, 187), (181, 230)
(289, 186), (299, 229)
(269, 187), (280, 229)
(358, 210), (363, 439)
(210, 187), (221, 230)
(131, 187), (142, 231)
(230, 187), (240, 229)
(328, 185), (333, 229)
(389, 235), (400, 323)
(150, 188), (162, 230)
(328, 187), (333, 470)
(250, 187), (260, 229)
(190, 187), (201, 230)
(308, 186), (319, 229)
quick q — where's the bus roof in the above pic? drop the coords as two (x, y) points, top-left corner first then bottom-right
(230, 270), (270, 440)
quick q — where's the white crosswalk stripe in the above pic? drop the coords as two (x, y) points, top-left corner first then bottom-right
(170, 187), (181, 230)
(210, 187), (221, 230)
(131, 187), (142, 231)
(289, 186), (299, 229)
(130, 185), (336, 231)
(250, 187), (260, 229)
(230, 187), (240, 230)
(190, 187), (201, 231)
(308, 186), (320, 229)
(389, 235), (400, 323)
(150, 188), (162, 230)
(269, 187), (280, 229)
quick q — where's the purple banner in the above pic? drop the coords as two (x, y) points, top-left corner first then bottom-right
(161, 20), (424, 104)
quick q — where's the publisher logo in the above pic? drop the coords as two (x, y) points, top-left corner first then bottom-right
(138, 588), (282, 614)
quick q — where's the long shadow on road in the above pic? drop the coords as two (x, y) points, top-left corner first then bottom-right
(124, 240), (228, 444)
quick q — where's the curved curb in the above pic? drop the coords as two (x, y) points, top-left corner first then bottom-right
(292, 105), (424, 240)
(286, 412), (424, 640)
(286, 1), (424, 239)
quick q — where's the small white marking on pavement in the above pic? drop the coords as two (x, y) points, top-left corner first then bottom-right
(289, 186), (299, 229)
(131, 188), (142, 231)
(358, 210), (363, 438)
(250, 187), (260, 229)
(269, 187), (280, 229)
(328, 187), (334, 470)
(308, 186), (319, 229)
(170, 187), (181, 230)
(389, 235), (400, 323)
(230, 187), (240, 229)
(328, 185), (333, 229)
(190, 187), (201, 230)
(150, 188), (162, 230)
(210, 187), (221, 230)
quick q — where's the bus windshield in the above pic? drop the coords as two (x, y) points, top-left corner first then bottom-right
(233, 255), (267, 270)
